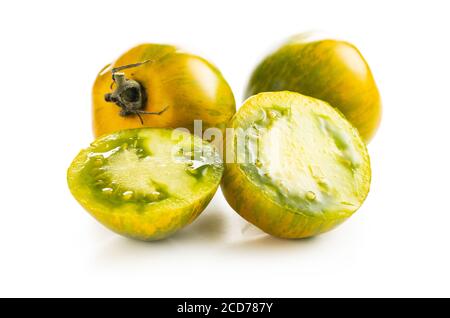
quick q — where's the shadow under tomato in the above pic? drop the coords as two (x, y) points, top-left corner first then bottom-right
(92, 207), (227, 265)
(173, 208), (227, 241)
(92, 204), (330, 266)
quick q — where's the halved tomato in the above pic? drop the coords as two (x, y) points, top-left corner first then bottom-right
(67, 128), (223, 241)
(221, 92), (371, 238)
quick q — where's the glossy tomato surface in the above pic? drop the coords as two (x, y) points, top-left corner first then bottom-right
(246, 34), (381, 142)
(93, 44), (236, 137)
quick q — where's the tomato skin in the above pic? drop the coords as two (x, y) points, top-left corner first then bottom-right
(92, 44), (236, 137)
(245, 35), (381, 142)
(73, 181), (217, 241)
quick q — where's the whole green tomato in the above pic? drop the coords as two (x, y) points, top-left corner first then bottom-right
(246, 34), (381, 142)
(93, 44), (236, 138)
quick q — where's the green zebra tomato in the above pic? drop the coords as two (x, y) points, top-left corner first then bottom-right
(67, 128), (223, 241)
(246, 34), (381, 142)
(221, 92), (371, 238)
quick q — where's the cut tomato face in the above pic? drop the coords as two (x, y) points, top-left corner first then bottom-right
(221, 91), (371, 239)
(67, 128), (223, 241)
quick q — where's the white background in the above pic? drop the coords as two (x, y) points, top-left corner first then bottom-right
(0, 0), (449, 297)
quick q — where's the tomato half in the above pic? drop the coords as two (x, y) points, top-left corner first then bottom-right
(246, 34), (381, 142)
(67, 128), (224, 241)
(221, 92), (371, 238)
(93, 44), (236, 137)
